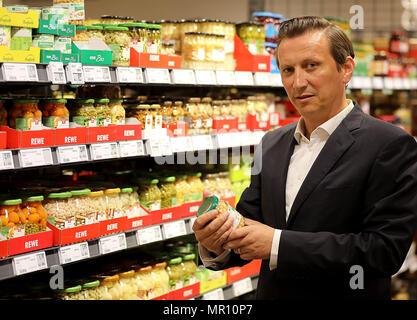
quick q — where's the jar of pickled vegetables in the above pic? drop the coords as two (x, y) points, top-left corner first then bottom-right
(94, 98), (112, 127)
(104, 188), (122, 219)
(89, 190), (106, 222)
(69, 189), (95, 226)
(43, 192), (74, 229)
(127, 22), (147, 53)
(220, 100), (232, 119)
(149, 104), (162, 129)
(58, 285), (83, 300)
(185, 97), (202, 136)
(159, 176), (177, 209)
(127, 104), (151, 129)
(182, 253), (197, 286)
(41, 99), (69, 129)
(146, 24), (162, 54)
(128, 186), (142, 218)
(136, 265), (155, 300)
(0, 199), (23, 238)
(186, 172), (204, 202)
(211, 100), (223, 120)
(99, 275), (121, 300)
(104, 26), (131, 66)
(246, 96), (257, 115)
(82, 280), (102, 300)
(109, 99), (125, 125)
(9, 99), (42, 131)
(86, 25), (105, 41)
(160, 100), (173, 126)
(200, 97), (213, 133)
(119, 187), (132, 217)
(202, 173), (218, 196)
(119, 270), (138, 300)
(72, 99), (97, 127)
(172, 100), (185, 123)
(152, 261), (170, 297)
(22, 195), (48, 235)
(0, 99), (7, 126)
(166, 257), (186, 290)
(174, 175), (191, 205)
(137, 179), (161, 212)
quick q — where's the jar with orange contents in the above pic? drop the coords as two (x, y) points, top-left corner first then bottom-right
(0, 198), (24, 239)
(9, 99), (42, 131)
(21, 195), (48, 235)
(41, 99), (70, 129)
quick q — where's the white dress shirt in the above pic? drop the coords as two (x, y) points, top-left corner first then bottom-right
(200, 100), (355, 270)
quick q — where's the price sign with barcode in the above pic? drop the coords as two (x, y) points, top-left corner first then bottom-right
(403, 78), (411, 90)
(99, 233), (127, 255)
(59, 242), (90, 264)
(47, 61), (66, 84)
(384, 77), (394, 90)
(145, 137), (170, 157)
(144, 68), (171, 84)
(136, 225), (163, 245)
(254, 72), (271, 86)
(171, 69), (196, 85)
(372, 77), (384, 90)
(191, 135), (213, 150)
(411, 79), (417, 90)
(90, 142), (119, 160)
(216, 133), (233, 149)
(235, 71), (254, 86)
(116, 67), (144, 83)
(19, 148), (53, 168)
(216, 70), (236, 85)
(195, 70), (217, 85)
(393, 78), (404, 90)
(119, 140), (145, 158)
(170, 136), (194, 153)
(57, 145), (88, 164)
(232, 277), (253, 297)
(162, 220), (187, 239)
(13, 251), (47, 276)
(66, 63), (84, 84)
(0, 150), (14, 170)
(83, 66), (111, 83)
(269, 73), (283, 87)
(203, 288), (224, 300)
(2, 63), (39, 82)
(358, 77), (372, 89)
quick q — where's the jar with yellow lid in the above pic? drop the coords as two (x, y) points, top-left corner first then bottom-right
(149, 104), (162, 129)
(109, 99), (125, 125)
(104, 26), (131, 66)
(89, 190), (106, 222)
(152, 262), (170, 297)
(104, 188), (122, 219)
(119, 270), (138, 300)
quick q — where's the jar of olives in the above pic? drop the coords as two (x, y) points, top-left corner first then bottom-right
(109, 99), (125, 125)
(72, 99), (97, 127)
(182, 253), (197, 286)
(158, 176), (177, 209)
(104, 26), (131, 66)
(186, 172), (204, 202)
(95, 98), (112, 127)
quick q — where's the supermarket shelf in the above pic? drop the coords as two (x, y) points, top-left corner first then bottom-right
(0, 131), (266, 172)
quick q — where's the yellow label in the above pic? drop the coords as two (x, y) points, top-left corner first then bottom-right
(199, 272), (227, 294)
(0, 8), (39, 28)
(0, 46), (40, 63)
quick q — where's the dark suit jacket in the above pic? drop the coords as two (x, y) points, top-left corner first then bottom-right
(218, 102), (417, 299)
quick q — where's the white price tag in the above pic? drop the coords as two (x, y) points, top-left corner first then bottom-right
(234, 71), (254, 86)
(146, 138), (163, 157)
(232, 277), (253, 297)
(358, 77), (372, 89)
(171, 69), (196, 85)
(254, 72), (270, 86)
(144, 68), (171, 84)
(162, 220), (187, 239)
(372, 77), (384, 90)
(57, 145), (88, 164)
(0, 150), (14, 170)
(19, 148), (53, 168)
(239, 131), (252, 146)
(217, 133), (233, 149)
(403, 78), (411, 90)
(116, 67), (143, 83)
(99, 233), (127, 255)
(215, 70), (236, 85)
(191, 135), (213, 150)
(13, 251), (47, 276)
(170, 136), (194, 153)
(195, 70), (217, 85)
(136, 225), (163, 245)
(393, 78), (404, 90)
(59, 242), (90, 264)
(90, 142), (119, 160)
(269, 73), (283, 87)
(47, 61), (66, 84)
(411, 79), (417, 89)
(384, 77), (394, 89)
(2, 63), (38, 82)
(83, 66), (111, 83)
(251, 131), (265, 145)
(203, 288), (224, 300)
(119, 140), (145, 158)
(66, 63), (84, 84)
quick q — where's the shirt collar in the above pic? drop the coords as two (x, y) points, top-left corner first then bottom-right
(294, 100), (354, 144)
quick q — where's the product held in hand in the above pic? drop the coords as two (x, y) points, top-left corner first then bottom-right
(197, 195), (244, 230)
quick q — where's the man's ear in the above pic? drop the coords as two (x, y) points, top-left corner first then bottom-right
(342, 56), (355, 85)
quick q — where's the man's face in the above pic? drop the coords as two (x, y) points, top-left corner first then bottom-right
(278, 30), (349, 118)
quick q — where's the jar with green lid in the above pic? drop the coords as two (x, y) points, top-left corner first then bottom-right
(137, 179), (161, 212)
(86, 25), (105, 41)
(146, 24), (162, 54)
(89, 190), (106, 222)
(186, 172), (204, 202)
(182, 253), (197, 286)
(41, 99), (69, 129)
(43, 192), (74, 229)
(121, 22), (147, 53)
(82, 280), (102, 300)
(104, 26), (131, 66)
(9, 99), (42, 131)
(104, 188), (122, 219)
(174, 175), (191, 205)
(94, 98), (112, 127)
(58, 285), (84, 300)
(68, 189), (95, 226)
(109, 99), (125, 125)
(158, 176), (177, 209)
(166, 257), (186, 290)
(0, 198), (23, 238)
(0, 99), (6, 126)
(151, 261), (170, 297)
(71, 99), (97, 127)
(22, 195), (47, 235)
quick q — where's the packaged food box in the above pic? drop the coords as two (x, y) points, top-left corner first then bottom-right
(54, 36), (71, 54)
(54, 3), (85, 23)
(10, 27), (32, 51)
(32, 34), (54, 49)
(41, 6), (70, 24)
(0, 25), (10, 47)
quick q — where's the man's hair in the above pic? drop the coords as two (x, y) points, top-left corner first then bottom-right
(276, 16), (355, 71)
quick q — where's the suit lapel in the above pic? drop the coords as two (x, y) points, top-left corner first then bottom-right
(285, 104), (363, 228)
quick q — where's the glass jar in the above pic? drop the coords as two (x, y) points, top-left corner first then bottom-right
(72, 26), (89, 42)
(119, 270), (138, 300)
(246, 96), (257, 115)
(182, 253), (197, 286)
(86, 25), (104, 41)
(146, 24), (162, 54)
(174, 175), (191, 205)
(158, 176), (177, 209)
(152, 262), (170, 298)
(69, 189), (95, 226)
(104, 26), (131, 66)
(119, 187), (132, 217)
(373, 51), (389, 77)
(136, 265), (155, 300)
(89, 190), (106, 222)
(166, 257), (186, 290)
(220, 99), (232, 119)
(185, 97), (202, 136)
(127, 104), (150, 129)
(186, 172), (204, 202)
(82, 280), (102, 300)
(0, 199), (23, 238)
(99, 275), (121, 300)
(104, 188), (122, 219)
(95, 98), (112, 127)
(137, 179), (162, 212)
(200, 97), (213, 134)
(202, 173), (218, 196)
(149, 104), (162, 129)
(22, 195), (47, 235)
(58, 285), (83, 300)
(124, 22), (147, 53)
(41, 99), (69, 129)
(9, 99), (42, 131)
(239, 99), (248, 122)
(160, 100), (173, 126)
(0, 99), (7, 126)
(218, 172), (234, 198)
(108, 99), (125, 125)
(129, 187), (143, 218)
(172, 100), (185, 123)
(43, 192), (74, 229)
(71, 99), (97, 127)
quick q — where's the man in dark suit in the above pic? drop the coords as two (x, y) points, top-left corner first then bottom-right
(193, 16), (417, 299)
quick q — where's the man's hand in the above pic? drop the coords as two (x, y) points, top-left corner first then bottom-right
(223, 218), (275, 260)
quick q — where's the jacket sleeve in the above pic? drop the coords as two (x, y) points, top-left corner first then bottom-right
(277, 133), (417, 278)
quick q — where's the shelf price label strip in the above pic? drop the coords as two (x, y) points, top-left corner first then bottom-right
(99, 233), (127, 255)
(58, 242), (90, 264)
(2, 63), (39, 82)
(66, 63), (85, 84)
(136, 225), (163, 245)
(145, 68), (171, 84)
(83, 66), (111, 83)
(171, 69), (196, 85)
(232, 277), (253, 297)
(119, 140), (145, 158)
(47, 61), (66, 84)
(19, 148), (53, 168)
(116, 67), (144, 83)
(162, 220), (187, 239)
(57, 145), (88, 164)
(90, 142), (119, 160)
(0, 150), (14, 170)
(203, 288), (225, 300)
(12, 251), (47, 276)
